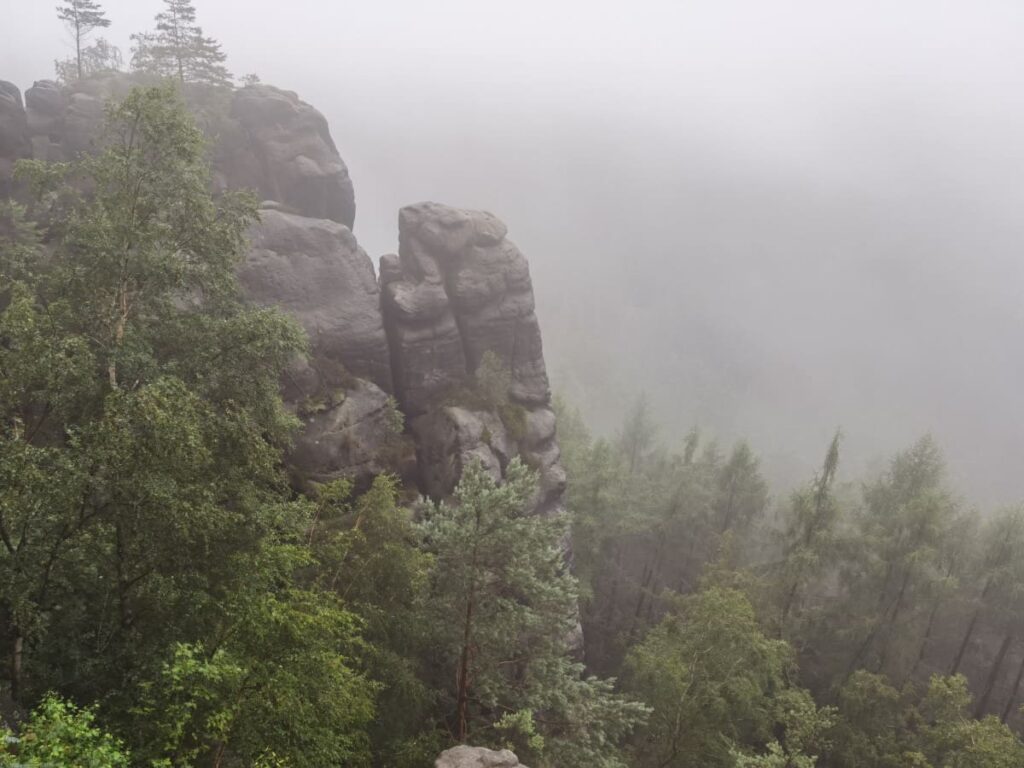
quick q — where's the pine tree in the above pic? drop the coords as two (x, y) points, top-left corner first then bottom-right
(131, 0), (231, 88)
(56, 0), (112, 81)
(419, 459), (647, 767)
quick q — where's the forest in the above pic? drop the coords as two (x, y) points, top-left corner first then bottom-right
(4, 1), (1024, 767)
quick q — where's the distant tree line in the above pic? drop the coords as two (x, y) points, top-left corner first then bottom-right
(556, 392), (1024, 766)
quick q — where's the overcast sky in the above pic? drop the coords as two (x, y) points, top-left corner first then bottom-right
(5, 1), (1024, 504)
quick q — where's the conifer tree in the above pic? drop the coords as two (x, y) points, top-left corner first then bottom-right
(419, 459), (647, 767)
(56, 0), (111, 81)
(131, 0), (231, 87)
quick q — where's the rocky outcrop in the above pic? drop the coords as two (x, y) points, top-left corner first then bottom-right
(217, 84), (355, 227)
(0, 75), (564, 513)
(382, 202), (566, 514)
(239, 206), (400, 487)
(436, 746), (528, 768)
(0, 82), (30, 197)
(382, 203), (550, 415)
(288, 377), (411, 489)
(2, 76), (356, 229)
(240, 206), (391, 392)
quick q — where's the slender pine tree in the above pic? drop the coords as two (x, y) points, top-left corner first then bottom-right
(56, 0), (112, 81)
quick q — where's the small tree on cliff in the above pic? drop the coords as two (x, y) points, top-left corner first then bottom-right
(418, 459), (648, 768)
(131, 0), (231, 88)
(56, 0), (112, 81)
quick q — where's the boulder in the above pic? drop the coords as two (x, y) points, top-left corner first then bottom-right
(0, 81), (29, 196)
(221, 84), (356, 227)
(411, 406), (511, 498)
(436, 746), (527, 768)
(240, 207), (392, 392)
(288, 379), (408, 489)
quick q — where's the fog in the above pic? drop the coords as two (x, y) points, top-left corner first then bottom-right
(6, 0), (1024, 503)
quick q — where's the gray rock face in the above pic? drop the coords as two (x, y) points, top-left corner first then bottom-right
(240, 207), (392, 392)
(221, 84), (355, 227)
(0, 81), (29, 197)
(436, 746), (527, 768)
(4, 77), (356, 231)
(382, 202), (551, 416)
(23, 79), (109, 164)
(0, 76), (565, 513)
(412, 402), (565, 516)
(383, 203), (565, 515)
(288, 378), (405, 489)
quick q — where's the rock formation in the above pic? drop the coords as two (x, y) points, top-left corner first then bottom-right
(0, 82), (30, 197)
(381, 202), (566, 514)
(435, 746), (528, 768)
(0, 74), (565, 514)
(216, 84), (356, 228)
(239, 206), (391, 392)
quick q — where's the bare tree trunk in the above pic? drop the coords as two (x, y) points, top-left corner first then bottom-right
(951, 578), (993, 674)
(1001, 649), (1024, 723)
(76, 24), (83, 80)
(456, 509), (482, 741)
(975, 632), (1013, 718)
(10, 634), (22, 706)
(455, 588), (475, 741)
(910, 600), (941, 681)
(875, 570), (914, 675)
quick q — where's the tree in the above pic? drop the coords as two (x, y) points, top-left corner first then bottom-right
(131, 545), (377, 768)
(0, 693), (130, 767)
(626, 586), (831, 768)
(617, 393), (657, 475)
(770, 431), (842, 640)
(419, 459), (647, 768)
(949, 507), (1024, 680)
(56, 0), (111, 81)
(829, 672), (1024, 768)
(310, 475), (437, 761)
(838, 437), (960, 682)
(131, 0), (231, 88)
(2, 86), (340, 751)
(713, 441), (768, 536)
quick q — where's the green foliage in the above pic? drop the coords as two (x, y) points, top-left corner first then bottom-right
(0, 694), (130, 767)
(56, 0), (112, 81)
(828, 672), (1024, 768)
(0, 86), (388, 767)
(55, 37), (123, 83)
(731, 741), (816, 768)
(419, 458), (648, 767)
(383, 395), (406, 436)
(131, 0), (232, 87)
(135, 575), (376, 768)
(310, 474), (435, 760)
(626, 586), (824, 768)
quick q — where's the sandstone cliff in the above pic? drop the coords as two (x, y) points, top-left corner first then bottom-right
(0, 74), (566, 518)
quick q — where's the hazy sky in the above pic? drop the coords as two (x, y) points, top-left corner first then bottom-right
(5, 1), (1024, 503)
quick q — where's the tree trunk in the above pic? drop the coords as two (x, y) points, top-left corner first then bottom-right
(1001, 648), (1024, 723)
(456, 508), (483, 741)
(76, 23), (83, 81)
(455, 588), (475, 741)
(781, 578), (801, 630)
(875, 569), (914, 675)
(951, 579), (993, 674)
(910, 600), (941, 681)
(974, 632), (1013, 718)
(10, 633), (22, 706)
